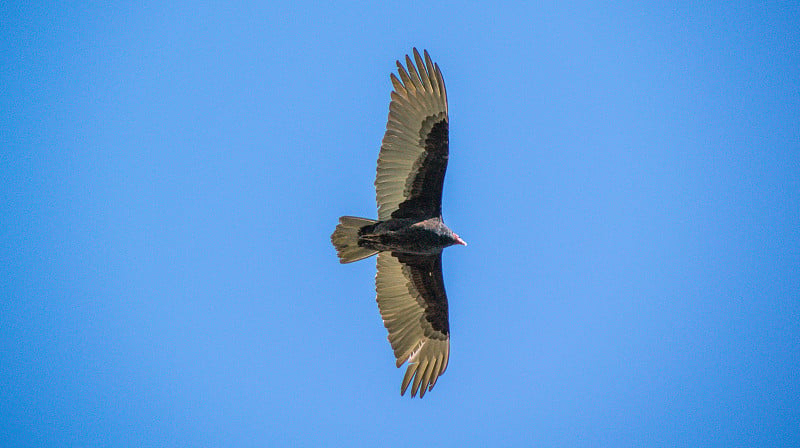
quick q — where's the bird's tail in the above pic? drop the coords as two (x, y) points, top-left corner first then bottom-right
(331, 216), (379, 263)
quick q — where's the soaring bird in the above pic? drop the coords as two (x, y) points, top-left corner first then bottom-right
(331, 49), (466, 398)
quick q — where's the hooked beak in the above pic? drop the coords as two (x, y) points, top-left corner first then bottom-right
(454, 233), (467, 246)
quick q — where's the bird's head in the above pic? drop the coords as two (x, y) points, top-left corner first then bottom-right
(452, 232), (467, 247)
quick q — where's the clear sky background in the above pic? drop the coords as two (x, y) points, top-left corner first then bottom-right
(3, 1), (799, 447)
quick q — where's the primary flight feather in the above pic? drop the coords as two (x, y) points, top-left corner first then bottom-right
(331, 49), (466, 398)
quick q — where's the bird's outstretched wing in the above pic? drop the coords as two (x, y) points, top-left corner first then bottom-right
(375, 252), (450, 397)
(376, 48), (449, 221)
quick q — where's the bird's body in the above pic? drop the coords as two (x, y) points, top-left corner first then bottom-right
(331, 49), (464, 398)
(357, 217), (465, 255)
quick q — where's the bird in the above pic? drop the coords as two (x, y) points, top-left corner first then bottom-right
(331, 49), (466, 398)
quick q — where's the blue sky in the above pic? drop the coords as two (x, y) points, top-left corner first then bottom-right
(2, 1), (799, 446)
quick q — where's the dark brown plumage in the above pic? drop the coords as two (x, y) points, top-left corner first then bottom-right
(331, 49), (465, 398)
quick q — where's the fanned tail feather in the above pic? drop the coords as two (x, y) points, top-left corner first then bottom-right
(331, 216), (379, 263)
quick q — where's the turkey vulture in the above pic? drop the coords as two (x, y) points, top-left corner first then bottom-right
(331, 49), (466, 398)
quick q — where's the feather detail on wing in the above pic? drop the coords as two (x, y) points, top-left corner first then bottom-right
(376, 48), (449, 221)
(376, 252), (450, 397)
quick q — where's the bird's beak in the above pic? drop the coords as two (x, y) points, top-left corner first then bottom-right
(454, 234), (467, 246)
